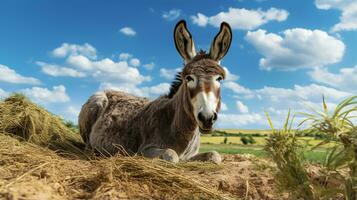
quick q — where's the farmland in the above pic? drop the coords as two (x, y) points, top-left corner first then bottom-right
(200, 130), (329, 163)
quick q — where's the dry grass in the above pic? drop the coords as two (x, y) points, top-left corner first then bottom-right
(265, 96), (357, 200)
(0, 94), (230, 200)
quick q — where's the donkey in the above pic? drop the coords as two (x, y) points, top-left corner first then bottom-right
(78, 20), (232, 163)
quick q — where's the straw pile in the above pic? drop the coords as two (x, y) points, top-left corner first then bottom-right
(0, 94), (229, 199)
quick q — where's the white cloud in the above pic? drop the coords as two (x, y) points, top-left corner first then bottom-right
(119, 53), (133, 60)
(0, 64), (41, 85)
(37, 61), (86, 77)
(129, 58), (141, 67)
(66, 106), (80, 119)
(236, 100), (249, 113)
(221, 81), (354, 128)
(21, 85), (70, 104)
(217, 113), (263, 127)
(159, 67), (181, 80)
(191, 13), (208, 27)
(245, 29), (345, 70)
(162, 9), (181, 21)
(48, 43), (153, 100)
(255, 84), (351, 104)
(226, 82), (351, 114)
(66, 54), (93, 70)
(56, 105), (81, 123)
(67, 55), (150, 85)
(120, 27), (136, 36)
(144, 83), (171, 96)
(100, 82), (170, 98)
(223, 81), (253, 95)
(315, 0), (357, 32)
(143, 62), (155, 70)
(191, 7), (288, 30)
(223, 67), (239, 81)
(51, 43), (97, 59)
(221, 102), (228, 111)
(0, 88), (9, 99)
(308, 66), (357, 92)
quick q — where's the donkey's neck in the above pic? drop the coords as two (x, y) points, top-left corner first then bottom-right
(171, 85), (197, 135)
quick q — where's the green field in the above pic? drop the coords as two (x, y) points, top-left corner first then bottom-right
(200, 130), (329, 163)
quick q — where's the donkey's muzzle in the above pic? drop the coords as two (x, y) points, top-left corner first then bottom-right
(198, 112), (217, 133)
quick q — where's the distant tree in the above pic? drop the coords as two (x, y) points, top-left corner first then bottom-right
(241, 136), (249, 145)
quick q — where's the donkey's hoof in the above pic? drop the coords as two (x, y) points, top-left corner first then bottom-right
(160, 149), (179, 163)
(206, 151), (222, 164)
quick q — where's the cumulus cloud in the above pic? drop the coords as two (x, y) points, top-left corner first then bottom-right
(120, 27), (136, 36)
(221, 102), (228, 111)
(100, 82), (170, 98)
(65, 105), (81, 121)
(315, 0), (357, 32)
(67, 55), (150, 85)
(50, 43), (151, 87)
(0, 64), (41, 85)
(308, 66), (357, 92)
(245, 28), (345, 70)
(143, 62), (155, 70)
(144, 83), (171, 96)
(217, 113), (263, 127)
(21, 85), (70, 104)
(236, 100), (249, 113)
(223, 81), (253, 95)
(162, 9), (181, 21)
(37, 61), (86, 77)
(0, 88), (9, 99)
(225, 81), (352, 111)
(191, 7), (288, 30)
(159, 67), (181, 80)
(220, 81), (354, 128)
(223, 67), (239, 81)
(256, 84), (351, 104)
(47, 43), (153, 98)
(51, 43), (97, 59)
(119, 53), (133, 60)
(129, 58), (141, 67)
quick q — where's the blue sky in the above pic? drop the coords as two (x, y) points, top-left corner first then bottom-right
(0, 0), (356, 129)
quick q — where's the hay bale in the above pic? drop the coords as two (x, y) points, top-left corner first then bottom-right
(0, 94), (86, 158)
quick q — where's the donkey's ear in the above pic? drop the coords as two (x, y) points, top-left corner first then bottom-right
(174, 20), (196, 63)
(209, 22), (232, 61)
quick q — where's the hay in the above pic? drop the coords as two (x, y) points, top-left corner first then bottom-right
(0, 94), (87, 158)
(0, 94), (229, 200)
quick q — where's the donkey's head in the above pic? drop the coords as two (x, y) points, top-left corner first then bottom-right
(173, 20), (232, 133)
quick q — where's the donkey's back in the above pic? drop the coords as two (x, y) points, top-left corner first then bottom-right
(78, 90), (149, 150)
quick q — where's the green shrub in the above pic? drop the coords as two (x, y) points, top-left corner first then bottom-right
(240, 135), (256, 145)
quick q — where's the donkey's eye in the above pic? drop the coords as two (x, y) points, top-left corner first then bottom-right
(216, 76), (223, 82)
(185, 75), (194, 82)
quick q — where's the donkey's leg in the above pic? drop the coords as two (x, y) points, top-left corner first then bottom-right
(189, 151), (222, 164)
(141, 147), (179, 163)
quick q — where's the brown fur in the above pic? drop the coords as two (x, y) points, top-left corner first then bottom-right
(78, 57), (225, 158)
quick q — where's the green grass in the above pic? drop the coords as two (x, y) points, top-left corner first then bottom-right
(219, 129), (272, 135)
(200, 143), (328, 163)
(200, 143), (268, 157)
(200, 130), (333, 163)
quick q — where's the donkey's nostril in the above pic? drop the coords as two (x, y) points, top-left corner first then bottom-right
(198, 112), (205, 122)
(212, 112), (218, 122)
